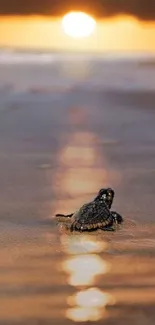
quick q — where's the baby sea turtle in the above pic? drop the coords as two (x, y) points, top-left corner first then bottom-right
(55, 188), (123, 232)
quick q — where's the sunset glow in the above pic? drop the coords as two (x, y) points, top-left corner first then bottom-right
(0, 15), (155, 52)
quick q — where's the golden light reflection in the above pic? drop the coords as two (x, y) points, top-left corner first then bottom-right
(56, 128), (107, 199)
(51, 104), (120, 218)
(50, 107), (115, 323)
(51, 105), (120, 217)
(62, 254), (110, 286)
(68, 288), (114, 307)
(52, 130), (110, 214)
(1, 15), (155, 52)
(61, 167), (108, 197)
(60, 234), (108, 254)
(66, 307), (102, 322)
(66, 288), (115, 322)
(60, 146), (96, 167)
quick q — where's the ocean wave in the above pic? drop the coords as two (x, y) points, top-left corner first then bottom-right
(0, 50), (58, 64)
(0, 49), (155, 64)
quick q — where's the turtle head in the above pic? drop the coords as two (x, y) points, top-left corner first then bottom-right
(94, 188), (115, 208)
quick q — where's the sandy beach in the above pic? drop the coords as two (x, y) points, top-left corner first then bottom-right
(0, 54), (155, 324)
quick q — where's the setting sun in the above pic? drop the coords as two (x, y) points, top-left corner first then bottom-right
(62, 12), (96, 38)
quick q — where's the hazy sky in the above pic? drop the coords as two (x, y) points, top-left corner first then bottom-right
(0, 15), (155, 52)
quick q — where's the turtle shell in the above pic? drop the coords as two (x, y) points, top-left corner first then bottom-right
(71, 200), (113, 231)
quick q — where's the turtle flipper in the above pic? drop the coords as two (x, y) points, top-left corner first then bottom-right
(100, 211), (123, 231)
(111, 211), (123, 224)
(70, 220), (80, 232)
(55, 213), (74, 218)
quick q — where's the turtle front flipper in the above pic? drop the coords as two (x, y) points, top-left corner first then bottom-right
(55, 213), (74, 218)
(111, 211), (123, 224)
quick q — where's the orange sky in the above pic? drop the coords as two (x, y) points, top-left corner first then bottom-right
(0, 15), (155, 52)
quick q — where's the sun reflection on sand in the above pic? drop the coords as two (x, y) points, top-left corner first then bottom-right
(50, 107), (116, 322)
(50, 105), (120, 217)
(69, 288), (114, 308)
(62, 254), (109, 286)
(52, 129), (113, 215)
(59, 224), (113, 322)
(61, 235), (114, 322)
(66, 288), (115, 322)
(66, 307), (103, 322)
(60, 234), (108, 254)
(61, 232), (114, 322)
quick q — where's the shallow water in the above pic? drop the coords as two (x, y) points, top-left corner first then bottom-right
(0, 60), (155, 324)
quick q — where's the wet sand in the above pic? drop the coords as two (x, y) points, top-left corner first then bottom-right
(0, 60), (155, 324)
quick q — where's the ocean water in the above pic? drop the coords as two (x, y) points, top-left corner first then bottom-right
(0, 51), (155, 324)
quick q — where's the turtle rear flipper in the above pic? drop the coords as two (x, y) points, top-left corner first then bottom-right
(55, 213), (73, 218)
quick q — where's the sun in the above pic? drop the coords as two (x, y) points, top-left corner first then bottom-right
(62, 12), (96, 38)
